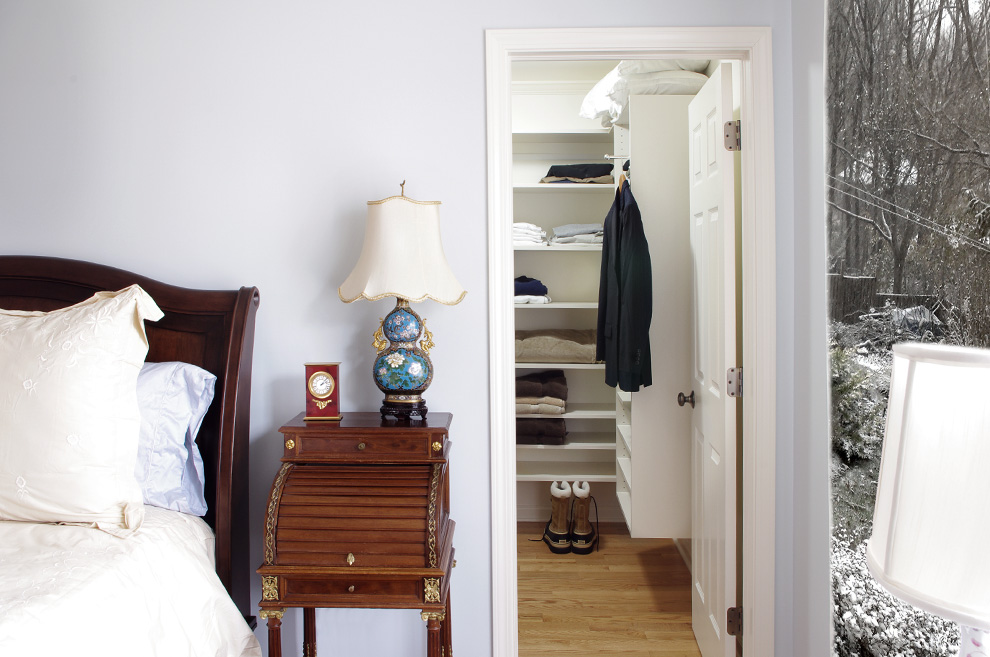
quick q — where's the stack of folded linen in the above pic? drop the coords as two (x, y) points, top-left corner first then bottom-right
(515, 418), (567, 445)
(513, 222), (546, 246)
(515, 370), (569, 445)
(514, 275), (550, 304)
(549, 223), (603, 246)
(515, 328), (597, 364)
(540, 163), (614, 184)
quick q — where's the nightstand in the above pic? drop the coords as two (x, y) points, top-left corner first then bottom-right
(257, 412), (454, 657)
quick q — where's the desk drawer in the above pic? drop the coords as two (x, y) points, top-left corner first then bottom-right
(282, 575), (423, 606)
(289, 432), (443, 460)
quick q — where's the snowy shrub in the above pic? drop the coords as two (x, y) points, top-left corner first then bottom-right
(831, 535), (959, 657)
(830, 347), (888, 463)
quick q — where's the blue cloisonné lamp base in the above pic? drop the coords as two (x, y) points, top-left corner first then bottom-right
(372, 297), (434, 420)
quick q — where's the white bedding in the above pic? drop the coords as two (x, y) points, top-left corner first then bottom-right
(0, 506), (261, 657)
(579, 62), (709, 127)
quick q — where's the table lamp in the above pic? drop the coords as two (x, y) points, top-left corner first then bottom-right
(338, 183), (466, 420)
(867, 342), (990, 656)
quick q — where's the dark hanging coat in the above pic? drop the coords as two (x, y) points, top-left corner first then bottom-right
(596, 181), (653, 392)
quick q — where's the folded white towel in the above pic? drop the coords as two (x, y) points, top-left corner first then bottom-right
(513, 222), (544, 232)
(514, 295), (551, 304)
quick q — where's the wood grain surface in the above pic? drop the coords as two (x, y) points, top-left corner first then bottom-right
(517, 522), (701, 656)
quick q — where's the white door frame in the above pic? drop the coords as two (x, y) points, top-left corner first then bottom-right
(485, 27), (777, 657)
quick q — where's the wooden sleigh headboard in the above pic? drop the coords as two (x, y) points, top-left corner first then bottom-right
(0, 255), (260, 626)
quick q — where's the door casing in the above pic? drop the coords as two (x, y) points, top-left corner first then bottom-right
(485, 27), (777, 657)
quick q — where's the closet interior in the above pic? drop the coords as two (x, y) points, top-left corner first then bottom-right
(511, 58), (721, 547)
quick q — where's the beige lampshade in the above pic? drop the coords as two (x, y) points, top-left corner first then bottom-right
(338, 194), (466, 305)
(866, 342), (990, 629)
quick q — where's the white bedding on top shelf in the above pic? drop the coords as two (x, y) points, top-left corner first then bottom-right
(579, 61), (709, 127)
(0, 505), (261, 657)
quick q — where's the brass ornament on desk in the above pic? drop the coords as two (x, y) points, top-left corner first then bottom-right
(427, 463), (441, 568)
(262, 576), (279, 600)
(423, 578), (441, 604)
(264, 463), (293, 565)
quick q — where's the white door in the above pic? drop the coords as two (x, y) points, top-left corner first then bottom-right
(688, 63), (739, 657)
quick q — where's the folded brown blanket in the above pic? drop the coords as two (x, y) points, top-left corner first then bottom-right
(516, 417), (567, 438)
(516, 433), (567, 445)
(515, 369), (568, 400)
(515, 329), (597, 364)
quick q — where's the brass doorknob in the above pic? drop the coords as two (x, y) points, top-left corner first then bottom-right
(677, 391), (695, 408)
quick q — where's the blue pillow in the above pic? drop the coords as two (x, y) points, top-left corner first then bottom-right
(134, 362), (216, 516)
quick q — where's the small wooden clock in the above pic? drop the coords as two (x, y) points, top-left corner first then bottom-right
(304, 362), (341, 421)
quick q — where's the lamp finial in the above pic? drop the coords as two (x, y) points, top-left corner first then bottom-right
(400, 180), (406, 197)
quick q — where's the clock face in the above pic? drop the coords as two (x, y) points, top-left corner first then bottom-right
(308, 371), (335, 399)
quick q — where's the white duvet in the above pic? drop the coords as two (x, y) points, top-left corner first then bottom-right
(0, 506), (261, 657)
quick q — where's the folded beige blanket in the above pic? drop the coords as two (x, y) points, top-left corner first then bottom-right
(516, 395), (565, 407)
(539, 175), (614, 184)
(515, 329), (597, 364)
(516, 403), (565, 415)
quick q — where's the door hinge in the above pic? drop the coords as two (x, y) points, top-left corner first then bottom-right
(723, 120), (741, 151)
(727, 367), (742, 398)
(727, 606), (743, 636)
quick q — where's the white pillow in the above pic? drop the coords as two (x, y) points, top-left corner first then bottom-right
(607, 70), (710, 109)
(0, 285), (163, 535)
(616, 59), (711, 76)
(578, 66), (621, 121)
(135, 361), (216, 516)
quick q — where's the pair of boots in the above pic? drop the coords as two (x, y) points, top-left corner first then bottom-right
(542, 480), (599, 555)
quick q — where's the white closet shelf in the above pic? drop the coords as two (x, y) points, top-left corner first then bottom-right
(513, 244), (602, 252)
(616, 490), (632, 525)
(516, 432), (616, 451)
(513, 183), (615, 193)
(616, 423), (632, 451)
(514, 301), (598, 309)
(617, 455), (632, 487)
(516, 402), (615, 419)
(512, 130), (612, 140)
(516, 460), (617, 483)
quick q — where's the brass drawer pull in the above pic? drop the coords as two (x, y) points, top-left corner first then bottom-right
(346, 552), (355, 566)
(357, 442), (366, 450)
(347, 585), (355, 593)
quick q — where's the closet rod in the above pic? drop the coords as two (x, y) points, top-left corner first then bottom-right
(604, 153), (628, 160)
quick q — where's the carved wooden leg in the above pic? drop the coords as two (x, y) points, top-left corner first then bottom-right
(260, 609), (284, 657)
(422, 611), (444, 657)
(441, 594), (452, 657)
(303, 607), (317, 657)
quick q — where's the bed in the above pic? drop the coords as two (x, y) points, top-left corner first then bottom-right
(0, 255), (261, 656)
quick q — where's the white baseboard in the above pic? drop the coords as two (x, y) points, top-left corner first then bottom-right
(673, 537), (692, 572)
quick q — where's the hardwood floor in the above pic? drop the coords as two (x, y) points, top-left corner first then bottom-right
(517, 522), (702, 657)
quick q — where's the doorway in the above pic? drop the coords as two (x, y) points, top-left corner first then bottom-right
(485, 28), (778, 657)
